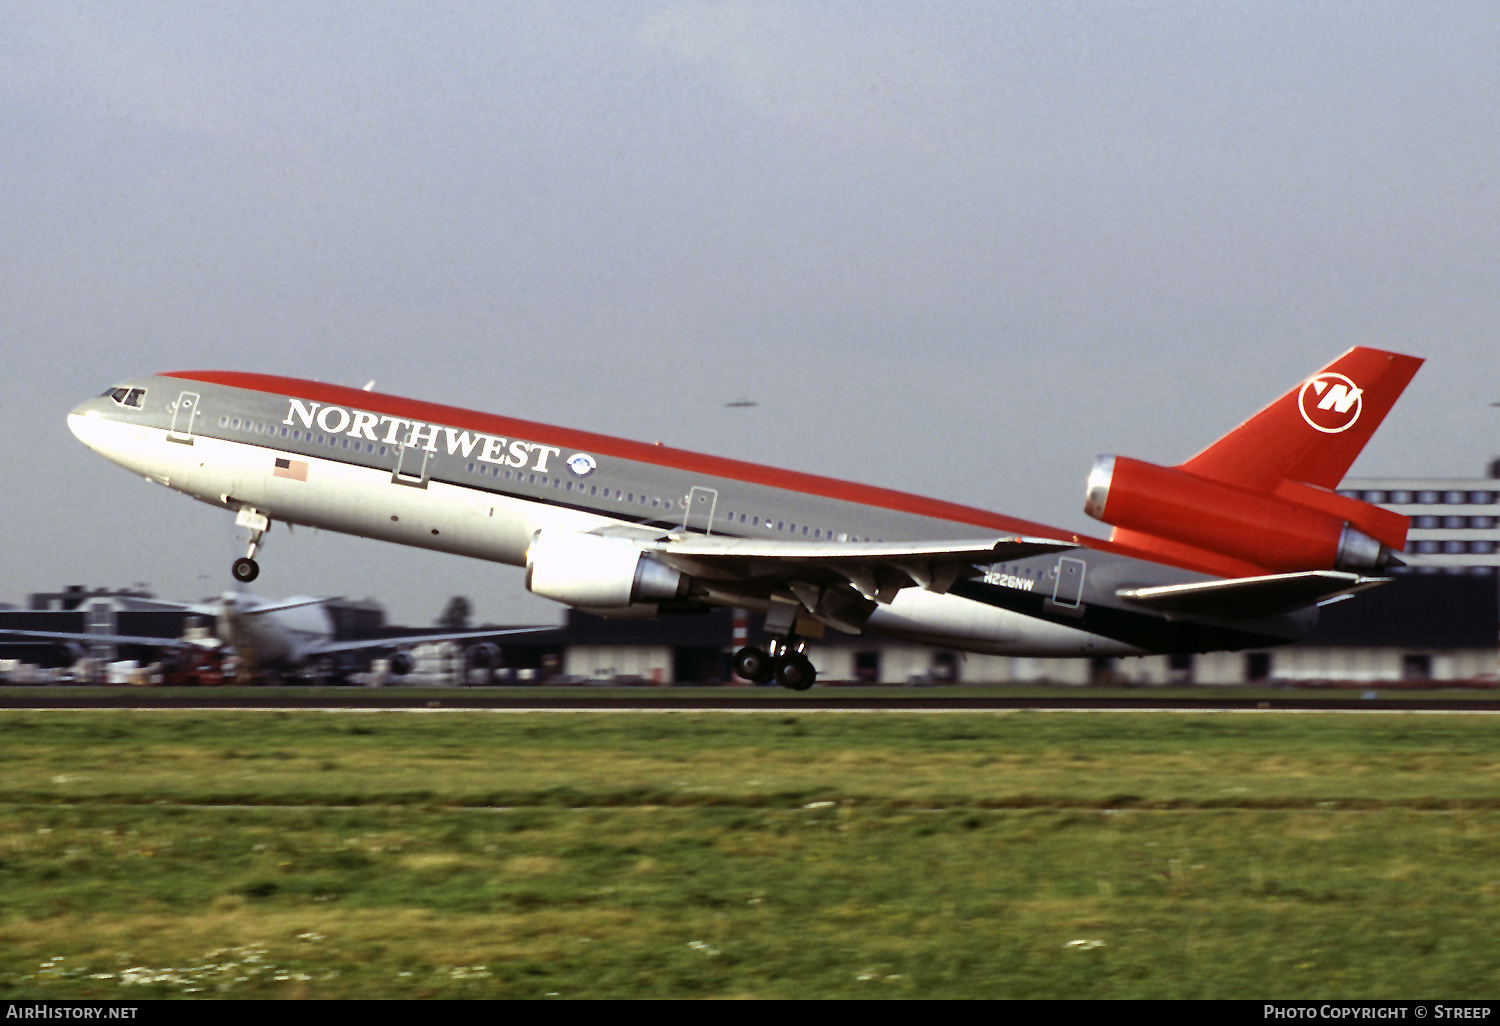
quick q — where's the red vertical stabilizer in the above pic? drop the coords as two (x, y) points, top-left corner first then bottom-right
(1178, 347), (1424, 493)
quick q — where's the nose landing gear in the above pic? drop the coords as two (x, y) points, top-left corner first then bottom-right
(232, 508), (269, 583)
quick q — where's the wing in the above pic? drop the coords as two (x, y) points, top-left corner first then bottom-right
(299, 625), (560, 658)
(239, 596), (341, 616)
(0, 629), (212, 651)
(640, 534), (1076, 634)
(1115, 571), (1390, 620)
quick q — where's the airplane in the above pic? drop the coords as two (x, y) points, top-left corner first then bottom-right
(0, 591), (545, 683)
(67, 347), (1421, 690)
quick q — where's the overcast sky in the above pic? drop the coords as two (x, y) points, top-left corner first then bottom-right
(3, 1), (1499, 625)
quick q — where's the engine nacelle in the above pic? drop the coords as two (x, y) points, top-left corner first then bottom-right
(574, 604), (664, 619)
(525, 530), (689, 608)
(1085, 455), (1396, 572)
(465, 642), (501, 670)
(388, 649), (415, 675)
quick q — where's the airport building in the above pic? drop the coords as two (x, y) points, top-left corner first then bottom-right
(1, 586), (196, 668)
(1339, 461), (1500, 576)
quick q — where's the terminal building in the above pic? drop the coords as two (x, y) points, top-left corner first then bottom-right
(1339, 460), (1500, 576)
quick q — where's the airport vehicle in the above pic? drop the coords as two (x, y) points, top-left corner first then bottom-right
(69, 347), (1421, 689)
(0, 591), (539, 683)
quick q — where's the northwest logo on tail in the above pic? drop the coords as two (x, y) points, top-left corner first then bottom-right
(1298, 372), (1363, 433)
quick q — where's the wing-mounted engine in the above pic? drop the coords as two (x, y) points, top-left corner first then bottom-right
(525, 530), (690, 609)
(1085, 455), (1405, 574)
(465, 642), (501, 670)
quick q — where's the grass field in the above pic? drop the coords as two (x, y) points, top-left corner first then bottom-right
(2, 709), (1499, 998)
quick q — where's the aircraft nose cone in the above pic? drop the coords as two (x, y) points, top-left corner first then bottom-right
(67, 404), (95, 446)
(67, 397), (124, 457)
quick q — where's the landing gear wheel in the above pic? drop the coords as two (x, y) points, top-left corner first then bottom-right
(773, 652), (816, 692)
(733, 646), (774, 685)
(232, 557), (260, 583)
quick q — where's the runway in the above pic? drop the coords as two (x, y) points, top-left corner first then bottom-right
(2, 685), (1498, 712)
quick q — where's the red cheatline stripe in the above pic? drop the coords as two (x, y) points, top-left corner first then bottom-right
(163, 369), (1100, 545)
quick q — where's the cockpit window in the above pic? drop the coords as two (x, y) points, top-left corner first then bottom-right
(105, 387), (146, 409)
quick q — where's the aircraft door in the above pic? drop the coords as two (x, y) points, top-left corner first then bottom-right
(391, 440), (431, 489)
(683, 486), (719, 534)
(1052, 557), (1086, 609)
(167, 392), (201, 444)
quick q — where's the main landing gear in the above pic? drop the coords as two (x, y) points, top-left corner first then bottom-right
(231, 508), (270, 583)
(733, 638), (816, 691)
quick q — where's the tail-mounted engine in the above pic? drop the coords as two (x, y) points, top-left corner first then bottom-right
(1084, 455), (1404, 573)
(525, 530), (690, 609)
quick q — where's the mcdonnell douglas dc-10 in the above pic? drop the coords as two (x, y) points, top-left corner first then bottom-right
(69, 348), (1420, 690)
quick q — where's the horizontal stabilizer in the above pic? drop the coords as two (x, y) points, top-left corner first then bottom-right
(1116, 571), (1390, 619)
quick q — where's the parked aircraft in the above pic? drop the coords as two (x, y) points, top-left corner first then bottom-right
(68, 347), (1421, 689)
(0, 591), (541, 683)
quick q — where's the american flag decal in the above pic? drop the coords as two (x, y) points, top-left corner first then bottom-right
(273, 457), (308, 482)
